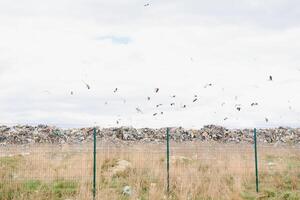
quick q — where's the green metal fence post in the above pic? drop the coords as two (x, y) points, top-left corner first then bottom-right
(254, 128), (259, 193)
(93, 127), (96, 200)
(166, 127), (170, 194)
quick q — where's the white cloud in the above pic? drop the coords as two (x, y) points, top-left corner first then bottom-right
(0, 1), (299, 128)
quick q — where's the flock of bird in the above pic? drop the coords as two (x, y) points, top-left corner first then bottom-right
(42, 3), (299, 126)
(64, 75), (279, 125)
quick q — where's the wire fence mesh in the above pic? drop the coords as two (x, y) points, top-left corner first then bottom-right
(1, 141), (300, 199)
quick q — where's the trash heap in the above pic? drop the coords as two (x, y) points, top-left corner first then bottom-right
(0, 125), (299, 145)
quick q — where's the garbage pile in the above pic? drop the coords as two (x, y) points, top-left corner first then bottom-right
(0, 125), (299, 145)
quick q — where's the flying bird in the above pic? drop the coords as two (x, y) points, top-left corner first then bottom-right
(147, 96), (151, 101)
(136, 107), (143, 113)
(265, 118), (269, 123)
(155, 88), (159, 93)
(204, 83), (212, 88)
(114, 88), (118, 93)
(170, 103), (175, 106)
(70, 91), (74, 95)
(156, 104), (163, 107)
(269, 75), (273, 81)
(144, 3), (150, 7)
(193, 98), (198, 102)
(171, 95), (176, 98)
(251, 103), (258, 106)
(153, 113), (157, 116)
(82, 81), (90, 89)
(160, 112), (164, 115)
(182, 105), (187, 108)
(236, 107), (241, 111)
(224, 117), (228, 121)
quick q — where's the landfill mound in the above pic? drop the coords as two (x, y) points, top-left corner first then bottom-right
(0, 125), (299, 145)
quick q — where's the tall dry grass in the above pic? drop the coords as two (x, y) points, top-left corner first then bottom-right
(0, 142), (299, 200)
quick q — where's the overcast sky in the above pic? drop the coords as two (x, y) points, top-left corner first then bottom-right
(0, 0), (300, 128)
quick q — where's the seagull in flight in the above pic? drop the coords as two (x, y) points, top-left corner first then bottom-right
(269, 75), (273, 81)
(82, 81), (90, 89)
(136, 107), (143, 113)
(156, 104), (163, 107)
(204, 83), (213, 88)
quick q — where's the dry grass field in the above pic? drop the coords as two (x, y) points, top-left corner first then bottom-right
(0, 142), (299, 200)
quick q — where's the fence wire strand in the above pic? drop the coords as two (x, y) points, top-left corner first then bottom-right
(1, 142), (300, 199)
